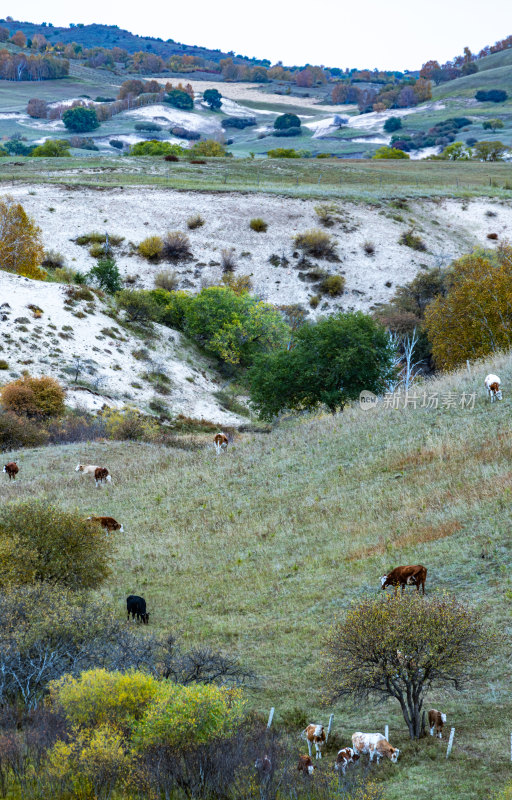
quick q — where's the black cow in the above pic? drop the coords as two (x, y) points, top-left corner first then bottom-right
(126, 595), (149, 624)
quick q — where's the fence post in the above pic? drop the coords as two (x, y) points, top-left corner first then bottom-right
(385, 724), (389, 741)
(326, 714), (334, 741)
(510, 732), (512, 762)
(466, 359), (471, 374)
(267, 707), (274, 729)
(446, 727), (455, 758)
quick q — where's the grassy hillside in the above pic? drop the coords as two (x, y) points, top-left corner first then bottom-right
(1, 155), (511, 201)
(3, 351), (512, 799)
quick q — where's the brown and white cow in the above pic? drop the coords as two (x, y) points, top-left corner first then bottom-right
(301, 724), (327, 760)
(334, 748), (360, 775)
(428, 709), (447, 739)
(86, 516), (124, 533)
(352, 733), (399, 765)
(3, 462), (19, 480)
(381, 565), (427, 595)
(214, 433), (229, 455)
(297, 755), (315, 775)
(95, 467), (111, 487)
(485, 374), (502, 402)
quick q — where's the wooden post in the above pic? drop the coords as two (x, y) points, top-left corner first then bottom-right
(466, 359), (471, 374)
(267, 707), (274, 728)
(326, 713), (334, 741)
(385, 724), (389, 741)
(510, 732), (512, 762)
(446, 727), (455, 758)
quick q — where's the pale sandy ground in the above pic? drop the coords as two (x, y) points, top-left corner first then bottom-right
(0, 270), (243, 425)
(1, 186), (510, 419)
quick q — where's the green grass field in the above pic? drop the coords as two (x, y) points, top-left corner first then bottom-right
(1, 154), (511, 201)
(3, 352), (512, 800)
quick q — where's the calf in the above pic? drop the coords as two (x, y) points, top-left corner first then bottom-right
(381, 565), (427, 595)
(86, 516), (123, 533)
(352, 733), (399, 765)
(214, 432), (229, 455)
(334, 748), (360, 776)
(297, 755), (315, 775)
(485, 374), (502, 402)
(126, 595), (149, 624)
(428, 709), (447, 739)
(301, 724), (326, 760)
(3, 462), (19, 480)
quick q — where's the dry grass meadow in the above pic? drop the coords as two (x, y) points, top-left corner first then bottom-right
(2, 353), (512, 799)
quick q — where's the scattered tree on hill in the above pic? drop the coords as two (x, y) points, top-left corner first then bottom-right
(439, 141), (472, 160)
(475, 89), (508, 103)
(249, 312), (395, 418)
(189, 139), (226, 157)
(203, 88), (222, 110)
(164, 89), (194, 110)
(274, 113), (301, 131)
(323, 593), (490, 739)
(31, 139), (71, 157)
(130, 140), (185, 156)
(88, 256), (122, 293)
(27, 97), (49, 118)
(383, 116), (402, 133)
(473, 140), (507, 161)
(0, 196), (45, 279)
(0, 499), (112, 590)
(372, 145), (410, 159)
(482, 118), (504, 131)
(62, 106), (99, 133)
(0, 26), (9, 42)
(10, 30), (26, 48)
(424, 245), (512, 369)
(0, 374), (65, 419)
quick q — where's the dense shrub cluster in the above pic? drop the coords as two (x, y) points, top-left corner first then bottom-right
(0, 374), (65, 419)
(391, 117), (472, 152)
(294, 228), (338, 259)
(475, 89), (508, 103)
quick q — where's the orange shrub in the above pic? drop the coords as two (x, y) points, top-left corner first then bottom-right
(1, 375), (65, 419)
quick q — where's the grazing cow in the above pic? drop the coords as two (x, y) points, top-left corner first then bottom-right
(86, 516), (124, 533)
(381, 565), (427, 595)
(214, 432), (229, 455)
(297, 755), (315, 775)
(94, 467), (111, 488)
(3, 462), (19, 480)
(352, 733), (399, 765)
(254, 755), (272, 774)
(428, 709), (447, 739)
(485, 374), (502, 402)
(334, 748), (360, 775)
(301, 724), (327, 760)
(126, 595), (149, 624)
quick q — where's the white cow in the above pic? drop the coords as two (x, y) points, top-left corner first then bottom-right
(352, 733), (399, 764)
(485, 374), (502, 402)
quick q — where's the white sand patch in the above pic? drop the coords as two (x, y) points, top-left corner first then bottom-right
(125, 105), (222, 136)
(47, 97), (98, 108)
(350, 136), (390, 144)
(0, 270), (243, 425)
(0, 112), (23, 119)
(410, 146), (441, 160)
(18, 118), (65, 131)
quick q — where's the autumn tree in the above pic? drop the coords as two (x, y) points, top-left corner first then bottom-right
(323, 594), (490, 739)
(10, 30), (26, 48)
(27, 97), (48, 118)
(413, 77), (432, 102)
(473, 140), (507, 161)
(419, 60), (441, 80)
(0, 374), (65, 419)
(0, 196), (45, 279)
(424, 245), (512, 369)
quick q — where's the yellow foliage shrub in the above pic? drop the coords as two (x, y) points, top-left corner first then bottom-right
(138, 235), (163, 260)
(0, 374), (65, 419)
(0, 196), (46, 279)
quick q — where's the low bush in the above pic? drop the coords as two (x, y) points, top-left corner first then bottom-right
(164, 153), (179, 162)
(221, 116), (256, 129)
(309, 294), (320, 308)
(189, 140), (226, 157)
(162, 231), (192, 261)
(363, 240), (375, 255)
(294, 228), (338, 259)
(267, 148), (300, 158)
(273, 127), (302, 137)
(117, 290), (160, 324)
(475, 89), (508, 103)
(221, 273), (253, 294)
(154, 270), (179, 291)
(130, 140), (186, 157)
(0, 410), (49, 449)
(274, 113), (301, 130)
(138, 236), (163, 261)
(102, 407), (160, 442)
(170, 125), (200, 140)
(0, 375), (65, 419)
(134, 121), (162, 131)
(42, 249), (65, 269)
(0, 359), (8, 369)
(221, 248), (237, 273)
(109, 139), (124, 149)
(320, 274), (345, 296)
(88, 257), (122, 294)
(399, 229), (427, 251)
(89, 241), (106, 258)
(384, 116), (402, 132)
(187, 214), (205, 230)
(0, 499), (112, 589)
(164, 89), (194, 110)
(315, 204), (337, 228)
(249, 218), (268, 232)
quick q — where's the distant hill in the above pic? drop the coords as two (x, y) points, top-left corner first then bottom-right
(433, 50), (512, 99)
(0, 19), (266, 65)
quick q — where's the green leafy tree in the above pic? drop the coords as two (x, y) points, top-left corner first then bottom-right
(383, 116), (402, 133)
(0, 499), (112, 589)
(88, 256), (122, 293)
(439, 141), (471, 160)
(203, 88), (222, 110)
(372, 145), (409, 159)
(483, 118), (504, 131)
(189, 139), (226, 157)
(267, 148), (300, 158)
(249, 312), (395, 419)
(117, 289), (160, 323)
(165, 89), (194, 110)
(62, 106), (99, 133)
(130, 140), (185, 156)
(473, 140), (507, 161)
(323, 593), (490, 739)
(274, 113), (301, 130)
(31, 139), (71, 157)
